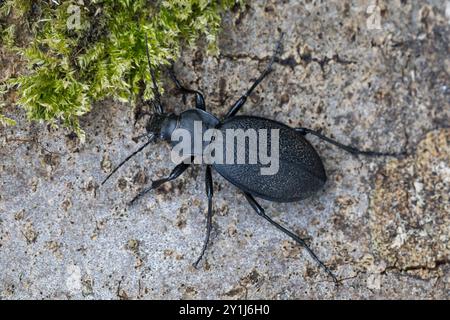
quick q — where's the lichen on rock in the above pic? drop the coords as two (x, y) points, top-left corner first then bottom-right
(370, 129), (450, 279)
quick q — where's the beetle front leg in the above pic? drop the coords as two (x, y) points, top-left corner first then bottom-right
(193, 165), (214, 268)
(243, 192), (339, 285)
(296, 127), (406, 157)
(129, 157), (194, 205)
(168, 66), (206, 111)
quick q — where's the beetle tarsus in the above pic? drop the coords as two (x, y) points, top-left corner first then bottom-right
(193, 165), (214, 268)
(128, 185), (156, 206)
(243, 192), (339, 284)
(224, 32), (285, 119)
(296, 127), (406, 158)
(128, 179), (167, 206)
(128, 159), (193, 205)
(168, 66), (206, 111)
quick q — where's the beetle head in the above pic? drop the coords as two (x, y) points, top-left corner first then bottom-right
(146, 113), (178, 141)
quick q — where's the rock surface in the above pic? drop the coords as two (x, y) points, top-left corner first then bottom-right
(1, 0), (449, 299)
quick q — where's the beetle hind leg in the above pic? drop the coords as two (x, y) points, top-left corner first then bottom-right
(243, 192), (340, 285)
(296, 127), (406, 157)
(193, 165), (214, 268)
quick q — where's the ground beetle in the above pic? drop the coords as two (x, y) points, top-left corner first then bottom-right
(102, 34), (402, 284)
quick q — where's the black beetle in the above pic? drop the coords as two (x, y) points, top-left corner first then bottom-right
(102, 34), (402, 284)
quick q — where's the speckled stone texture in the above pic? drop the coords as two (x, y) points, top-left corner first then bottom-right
(0, 0), (449, 299)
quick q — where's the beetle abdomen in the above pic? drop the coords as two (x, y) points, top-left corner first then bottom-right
(213, 116), (326, 202)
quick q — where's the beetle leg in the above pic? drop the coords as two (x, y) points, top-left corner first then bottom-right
(168, 66), (206, 111)
(243, 192), (339, 285)
(128, 157), (194, 205)
(224, 33), (284, 120)
(296, 127), (406, 157)
(193, 165), (214, 268)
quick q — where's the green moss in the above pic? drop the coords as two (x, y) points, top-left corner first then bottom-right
(0, 0), (241, 138)
(0, 83), (16, 126)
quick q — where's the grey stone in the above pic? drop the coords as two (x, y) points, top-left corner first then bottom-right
(1, 0), (449, 299)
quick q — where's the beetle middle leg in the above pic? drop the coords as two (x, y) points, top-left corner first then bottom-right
(243, 192), (339, 284)
(193, 165), (214, 268)
(168, 66), (206, 111)
(224, 33), (284, 119)
(128, 157), (194, 205)
(295, 127), (406, 157)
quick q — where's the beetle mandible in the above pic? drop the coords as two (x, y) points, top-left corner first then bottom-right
(102, 34), (403, 284)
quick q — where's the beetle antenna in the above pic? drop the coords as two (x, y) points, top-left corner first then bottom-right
(144, 33), (164, 114)
(102, 135), (155, 185)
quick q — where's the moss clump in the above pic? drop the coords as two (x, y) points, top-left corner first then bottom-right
(0, 0), (241, 138)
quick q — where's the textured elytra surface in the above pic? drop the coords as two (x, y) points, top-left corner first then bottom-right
(214, 116), (326, 202)
(1, 0), (450, 299)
